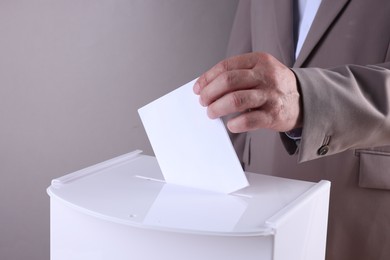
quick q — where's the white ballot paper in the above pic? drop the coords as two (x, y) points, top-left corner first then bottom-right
(143, 184), (247, 232)
(138, 79), (249, 194)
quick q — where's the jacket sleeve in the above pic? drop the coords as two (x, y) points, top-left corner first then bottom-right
(289, 62), (390, 162)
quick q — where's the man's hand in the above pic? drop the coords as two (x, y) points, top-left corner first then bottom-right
(193, 52), (303, 133)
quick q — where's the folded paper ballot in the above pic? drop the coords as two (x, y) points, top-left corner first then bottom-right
(138, 78), (249, 193)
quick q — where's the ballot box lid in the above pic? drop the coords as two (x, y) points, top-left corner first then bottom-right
(47, 150), (326, 237)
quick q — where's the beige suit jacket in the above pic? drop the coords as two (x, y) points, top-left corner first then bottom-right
(227, 1), (390, 259)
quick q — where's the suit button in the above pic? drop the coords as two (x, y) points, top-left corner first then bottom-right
(317, 145), (329, 156)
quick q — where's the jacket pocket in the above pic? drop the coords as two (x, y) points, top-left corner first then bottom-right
(356, 147), (390, 190)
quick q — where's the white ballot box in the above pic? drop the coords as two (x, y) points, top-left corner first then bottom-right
(47, 150), (330, 260)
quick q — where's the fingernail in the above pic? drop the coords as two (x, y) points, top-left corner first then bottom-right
(199, 96), (205, 106)
(207, 109), (217, 119)
(227, 121), (237, 133)
(193, 82), (200, 94)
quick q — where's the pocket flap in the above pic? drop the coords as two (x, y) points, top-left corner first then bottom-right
(359, 151), (390, 190)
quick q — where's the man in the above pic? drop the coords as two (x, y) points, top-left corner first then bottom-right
(194, 0), (390, 259)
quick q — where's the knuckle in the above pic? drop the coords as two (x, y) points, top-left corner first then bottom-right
(248, 69), (259, 82)
(223, 59), (230, 71)
(241, 115), (257, 130)
(264, 52), (274, 62)
(257, 52), (271, 63)
(221, 72), (235, 88)
(217, 59), (230, 73)
(229, 92), (245, 110)
(267, 99), (284, 127)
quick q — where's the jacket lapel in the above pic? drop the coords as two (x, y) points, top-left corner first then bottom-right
(294, 0), (350, 67)
(272, 0), (295, 67)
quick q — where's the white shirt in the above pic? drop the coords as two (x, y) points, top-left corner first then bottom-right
(295, 0), (322, 59)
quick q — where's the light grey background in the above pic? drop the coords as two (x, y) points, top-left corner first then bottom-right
(0, 1), (238, 259)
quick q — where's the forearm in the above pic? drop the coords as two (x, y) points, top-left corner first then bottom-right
(291, 62), (390, 162)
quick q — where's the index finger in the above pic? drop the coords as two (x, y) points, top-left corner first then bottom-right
(193, 52), (259, 95)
